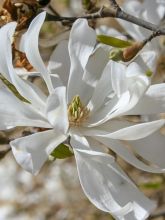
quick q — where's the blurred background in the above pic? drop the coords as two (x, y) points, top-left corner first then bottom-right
(0, 0), (165, 219)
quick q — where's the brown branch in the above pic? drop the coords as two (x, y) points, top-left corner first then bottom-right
(116, 10), (163, 34)
(45, 7), (114, 22)
(45, 6), (165, 36)
(48, 5), (60, 16)
(143, 30), (162, 46)
(109, 0), (121, 11)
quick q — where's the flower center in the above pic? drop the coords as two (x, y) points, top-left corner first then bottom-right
(68, 95), (90, 126)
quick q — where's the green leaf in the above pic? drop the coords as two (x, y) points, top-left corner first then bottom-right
(0, 74), (30, 103)
(51, 144), (74, 159)
(97, 35), (132, 48)
(140, 182), (163, 189)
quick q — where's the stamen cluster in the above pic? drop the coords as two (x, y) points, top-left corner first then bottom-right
(68, 95), (90, 126)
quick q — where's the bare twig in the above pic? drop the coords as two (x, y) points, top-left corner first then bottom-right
(45, 5), (165, 36)
(143, 30), (162, 46)
(109, 0), (121, 11)
(45, 6), (113, 22)
(48, 5), (60, 16)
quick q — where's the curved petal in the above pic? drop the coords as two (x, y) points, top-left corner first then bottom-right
(108, 66), (150, 119)
(83, 47), (109, 87)
(0, 22), (17, 81)
(95, 136), (165, 173)
(71, 136), (156, 219)
(119, 0), (148, 41)
(139, 51), (157, 73)
(86, 62), (150, 127)
(82, 119), (165, 141)
(127, 84), (165, 114)
(12, 75), (47, 111)
(68, 19), (96, 70)
(100, 119), (164, 140)
(4, 64), (47, 111)
(50, 74), (63, 89)
(111, 61), (127, 98)
(0, 19), (47, 110)
(87, 60), (113, 112)
(11, 130), (67, 175)
(81, 119), (134, 135)
(129, 131), (165, 168)
(86, 94), (119, 127)
(126, 62), (150, 80)
(143, 0), (162, 24)
(0, 88), (50, 129)
(48, 40), (70, 87)
(20, 12), (54, 93)
(67, 19), (96, 104)
(46, 86), (69, 134)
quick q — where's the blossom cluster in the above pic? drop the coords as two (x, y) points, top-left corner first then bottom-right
(0, 0), (164, 219)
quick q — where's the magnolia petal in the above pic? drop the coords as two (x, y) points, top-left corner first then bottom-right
(111, 61), (127, 98)
(80, 119), (134, 136)
(67, 19), (96, 104)
(0, 19), (47, 110)
(0, 22), (17, 81)
(126, 62), (150, 80)
(123, 0), (142, 18)
(20, 12), (54, 93)
(143, 0), (162, 24)
(71, 136), (156, 219)
(0, 88), (50, 129)
(99, 119), (165, 140)
(86, 62), (150, 127)
(15, 68), (39, 77)
(127, 84), (165, 114)
(84, 119), (165, 141)
(68, 19), (96, 69)
(139, 51), (157, 73)
(129, 131), (165, 168)
(48, 40), (70, 87)
(88, 60), (113, 112)
(46, 86), (69, 134)
(86, 90), (130, 127)
(86, 95), (119, 127)
(13, 75), (48, 110)
(119, 0), (146, 41)
(157, 3), (165, 20)
(95, 137), (165, 173)
(11, 130), (67, 175)
(50, 74), (63, 89)
(107, 71), (150, 119)
(83, 47), (109, 87)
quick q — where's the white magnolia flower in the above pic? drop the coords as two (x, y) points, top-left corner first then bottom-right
(118, 0), (165, 77)
(119, 0), (165, 42)
(97, 0), (165, 82)
(0, 12), (165, 220)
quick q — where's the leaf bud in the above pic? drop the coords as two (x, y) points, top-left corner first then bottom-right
(122, 41), (144, 62)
